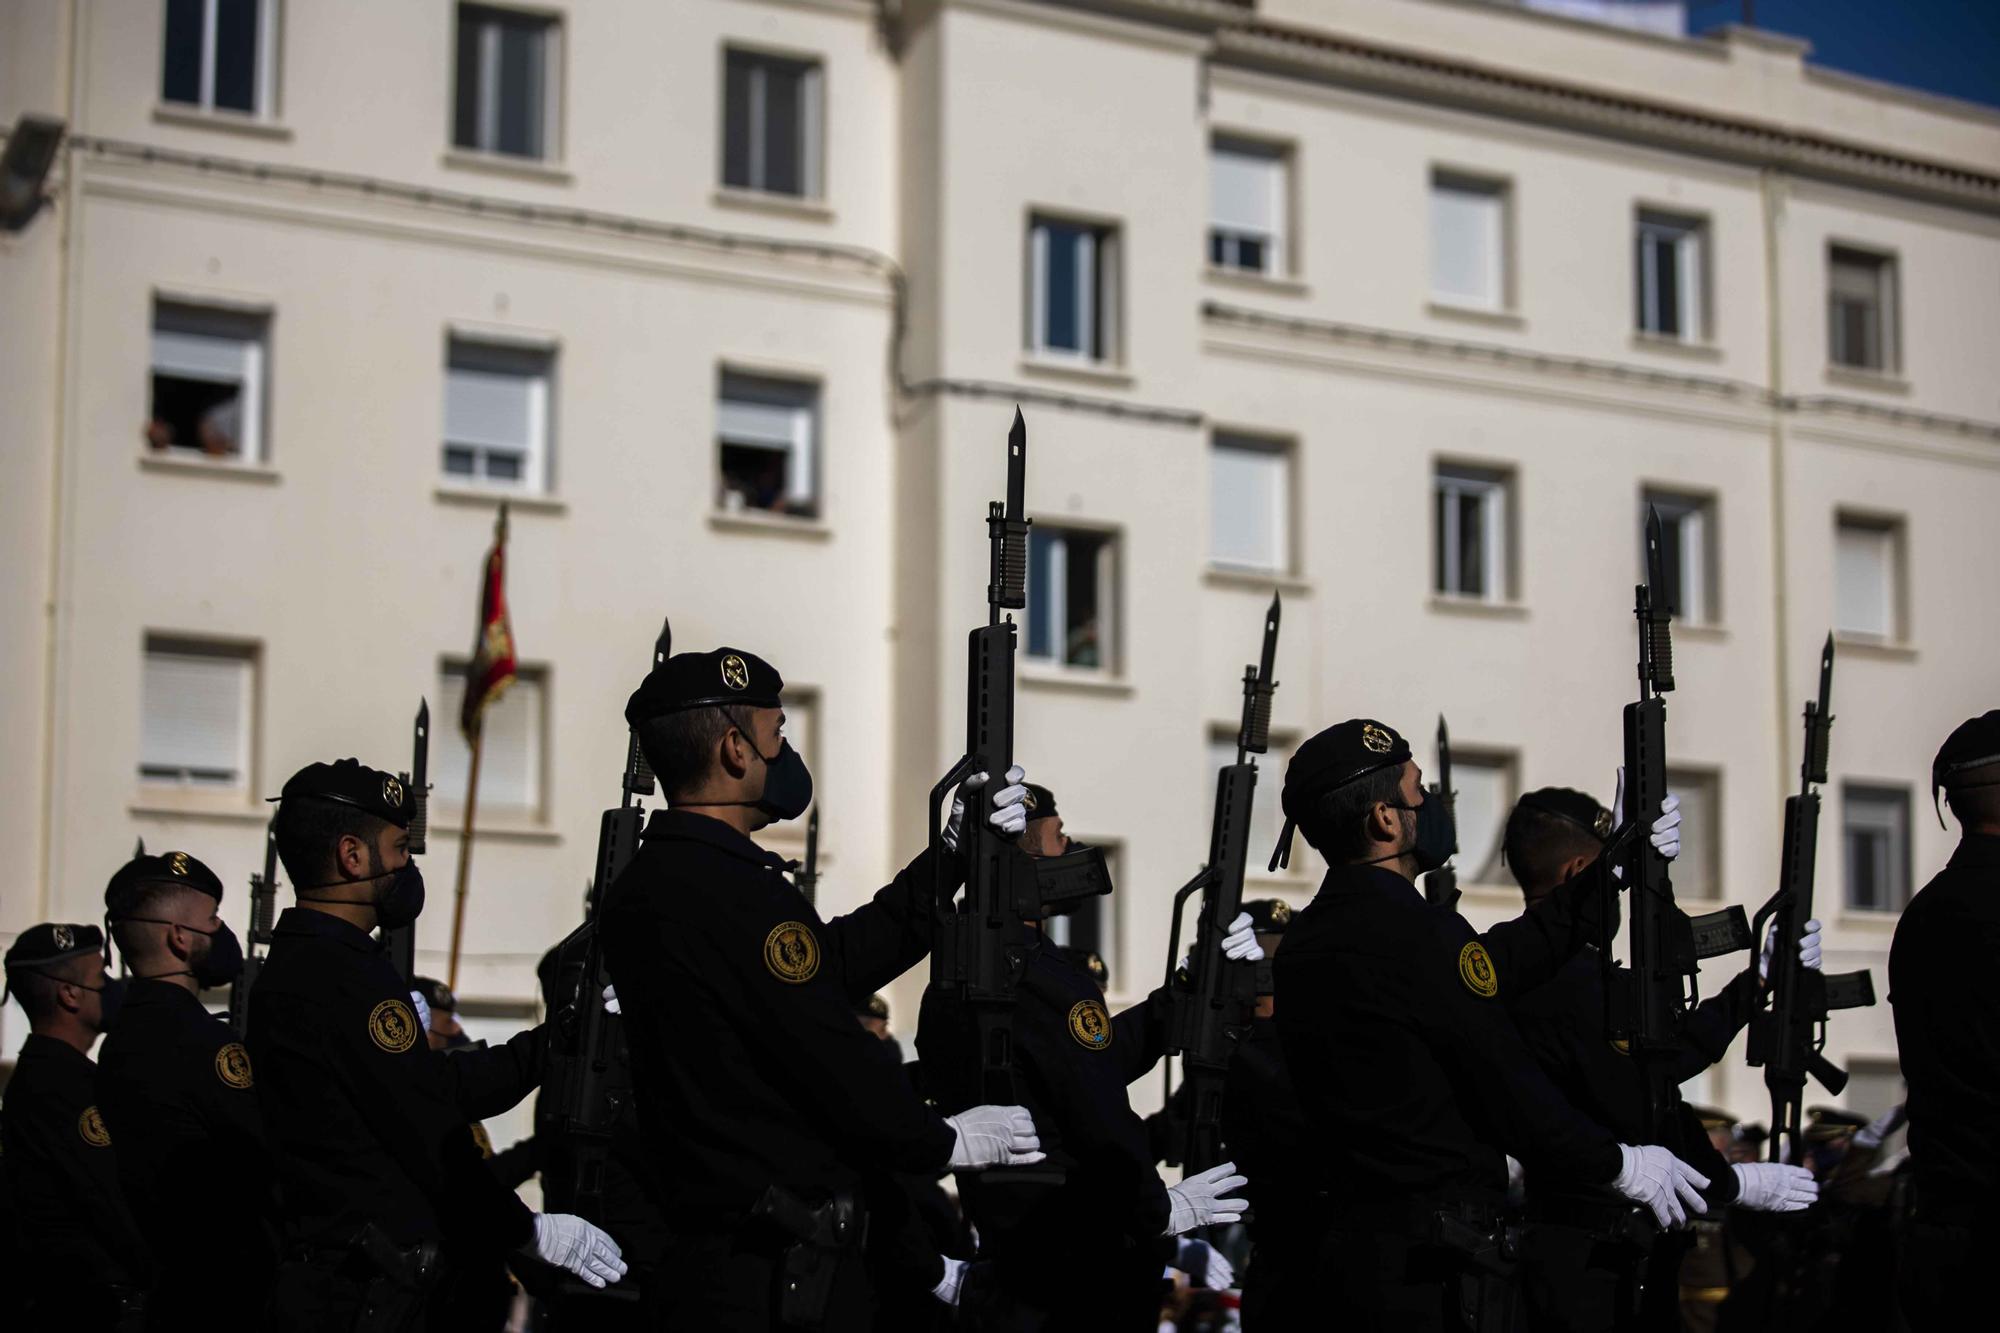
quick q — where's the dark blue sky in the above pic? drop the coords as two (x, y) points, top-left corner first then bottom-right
(1688, 0), (2000, 109)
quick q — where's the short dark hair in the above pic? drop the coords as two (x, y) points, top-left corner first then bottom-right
(1298, 766), (1408, 864)
(637, 707), (737, 802)
(274, 796), (393, 890)
(6, 958), (83, 1024)
(1502, 803), (1604, 896)
(1946, 765), (2000, 827)
(108, 881), (207, 958)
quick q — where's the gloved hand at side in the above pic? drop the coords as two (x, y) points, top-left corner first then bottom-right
(1174, 1237), (1236, 1290)
(1731, 1162), (1818, 1212)
(601, 984), (620, 1015)
(942, 766), (1031, 852)
(1164, 1162), (1249, 1235)
(946, 1105), (1045, 1168)
(529, 1212), (627, 1288)
(1612, 1144), (1709, 1229)
(931, 1256), (969, 1306)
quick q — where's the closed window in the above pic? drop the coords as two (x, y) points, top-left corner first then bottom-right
(1210, 138), (1288, 276)
(722, 49), (823, 198)
(453, 5), (559, 160)
(141, 637), (255, 790)
(1431, 173), (1508, 310)
(1029, 216), (1120, 362)
(435, 663), (546, 819)
(1636, 211), (1706, 341)
(162, 0), (275, 116)
(717, 371), (819, 519)
(1665, 769), (1720, 901)
(149, 301), (268, 462)
(443, 339), (553, 493)
(1451, 752), (1517, 885)
(1434, 464), (1511, 601)
(777, 689), (817, 804)
(1844, 785), (1910, 913)
(1210, 434), (1292, 574)
(1045, 842), (1119, 991)
(1207, 731), (1296, 877)
(1027, 527), (1116, 672)
(1834, 515), (1903, 641)
(1828, 247), (1897, 372)
(1643, 491), (1717, 626)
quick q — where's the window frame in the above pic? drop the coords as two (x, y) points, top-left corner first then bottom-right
(1027, 212), (1122, 364)
(1635, 209), (1708, 343)
(1429, 169), (1511, 312)
(1025, 522), (1121, 676)
(1208, 431), (1295, 576)
(1448, 748), (1519, 886)
(1207, 727), (1302, 881)
(451, 3), (564, 162)
(1833, 511), (1906, 644)
(1663, 766), (1723, 902)
(1641, 489), (1719, 627)
(714, 366), (822, 520)
(1433, 462), (1513, 603)
(1044, 838), (1123, 996)
(1827, 244), (1899, 374)
(1209, 135), (1291, 279)
(139, 634), (258, 793)
(719, 44), (826, 200)
(160, 0), (281, 118)
(1841, 783), (1911, 914)
(148, 297), (272, 466)
(441, 334), (556, 495)
(433, 658), (550, 824)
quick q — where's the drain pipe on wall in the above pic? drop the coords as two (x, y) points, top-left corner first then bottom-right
(1761, 167), (1793, 808)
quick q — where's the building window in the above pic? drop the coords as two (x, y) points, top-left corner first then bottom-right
(1636, 211), (1706, 341)
(1210, 137), (1288, 277)
(1430, 172), (1508, 310)
(716, 371), (819, 519)
(453, 4), (559, 160)
(141, 636), (255, 790)
(722, 49), (822, 198)
(1451, 751), (1517, 884)
(1028, 215), (1119, 362)
(1843, 1056), (1904, 1123)
(1027, 526), (1116, 672)
(1209, 434), (1292, 574)
(1207, 731), (1296, 877)
(1665, 768), (1720, 900)
(1643, 491), (1717, 626)
(1045, 842), (1119, 992)
(162, 0), (276, 117)
(148, 301), (268, 462)
(1844, 785), (1910, 913)
(1828, 246), (1897, 372)
(1433, 464), (1511, 601)
(443, 339), (553, 493)
(435, 663), (547, 819)
(1834, 514), (1903, 642)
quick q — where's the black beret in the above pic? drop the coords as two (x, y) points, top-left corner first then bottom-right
(4, 922), (104, 973)
(1269, 719), (1411, 870)
(278, 758), (414, 828)
(1243, 897), (1294, 935)
(1514, 788), (1613, 844)
(1022, 783), (1059, 821)
(625, 647), (784, 728)
(1934, 709), (2000, 821)
(412, 976), (457, 1014)
(1687, 1104), (1735, 1132)
(857, 992), (890, 1022)
(106, 850), (224, 914)
(1804, 1105), (1870, 1142)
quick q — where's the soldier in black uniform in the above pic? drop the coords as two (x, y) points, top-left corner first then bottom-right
(95, 850), (279, 1327)
(1, 923), (151, 1330)
(601, 644), (1044, 1330)
(251, 757), (624, 1330)
(1890, 708), (2000, 1325)
(1269, 719), (1712, 1331)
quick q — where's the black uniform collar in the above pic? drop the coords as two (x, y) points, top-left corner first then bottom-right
(1947, 832), (2000, 871)
(644, 808), (790, 872)
(1317, 861), (1426, 905)
(273, 905), (387, 954)
(121, 976), (211, 1013)
(20, 1031), (93, 1067)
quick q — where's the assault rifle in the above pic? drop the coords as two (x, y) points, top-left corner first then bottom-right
(794, 807), (821, 907)
(1424, 716), (1462, 911)
(382, 699), (429, 983)
(538, 619), (669, 1222)
(1160, 593), (1281, 1173)
(1748, 636), (1877, 1166)
(228, 817), (280, 1035)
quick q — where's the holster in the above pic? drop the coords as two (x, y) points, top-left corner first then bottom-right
(748, 1185), (867, 1330)
(1425, 1203), (1522, 1333)
(349, 1223), (442, 1333)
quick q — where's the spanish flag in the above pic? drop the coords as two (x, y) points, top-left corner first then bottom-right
(461, 504), (517, 740)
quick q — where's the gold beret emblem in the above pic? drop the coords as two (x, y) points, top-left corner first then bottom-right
(1594, 809), (1614, 838)
(215, 1041), (253, 1089)
(1361, 724), (1394, 755)
(1458, 941), (1499, 998)
(52, 925), (74, 951)
(763, 921), (820, 984)
(78, 1106), (112, 1147)
(1068, 999), (1114, 1050)
(1269, 900), (1293, 925)
(368, 998), (418, 1054)
(382, 775), (405, 809)
(167, 852), (191, 877)
(721, 654), (750, 692)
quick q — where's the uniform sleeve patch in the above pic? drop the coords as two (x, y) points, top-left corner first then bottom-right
(368, 999), (419, 1053)
(763, 921), (820, 984)
(1067, 999), (1114, 1050)
(78, 1106), (111, 1147)
(1458, 941), (1499, 998)
(215, 1041), (254, 1089)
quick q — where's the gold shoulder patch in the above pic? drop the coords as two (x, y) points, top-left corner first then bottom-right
(1067, 999), (1114, 1051)
(1457, 941), (1499, 998)
(215, 1041), (254, 1089)
(470, 1122), (494, 1158)
(78, 1106), (111, 1147)
(764, 921), (820, 984)
(368, 998), (419, 1054)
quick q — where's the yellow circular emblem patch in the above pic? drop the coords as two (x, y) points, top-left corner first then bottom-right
(78, 1106), (111, 1148)
(215, 1041), (253, 1089)
(1457, 941), (1499, 998)
(1068, 999), (1114, 1051)
(764, 921), (820, 984)
(368, 999), (419, 1054)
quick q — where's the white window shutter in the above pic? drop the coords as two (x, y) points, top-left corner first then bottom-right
(1432, 181), (1502, 307)
(1211, 144), (1279, 238)
(142, 650), (249, 782)
(446, 364), (535, 450)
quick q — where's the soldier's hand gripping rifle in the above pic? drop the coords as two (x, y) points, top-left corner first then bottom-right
(228, 817), (281, 1036)
(1160, 593), (1280, 1173)
(1424, 716), (1462, 912)
(1747, 636), (1877, 1166)
(538, 619), (670, 1223)
(382, 699), (429, 983)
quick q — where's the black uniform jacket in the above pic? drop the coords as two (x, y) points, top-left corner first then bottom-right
(96, 980), (278, 1283)
(248, 907), (544, 1253)
(0, 1034), (151, 1289)
(1890, 832), (2000, 1224)
(599, 809), (956, 1217)
(1275, 862), (1622, 1207)
(1220, 1015), (1312, 1231)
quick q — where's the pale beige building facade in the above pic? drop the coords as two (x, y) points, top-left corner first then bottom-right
(5, 0), (1998, 1134)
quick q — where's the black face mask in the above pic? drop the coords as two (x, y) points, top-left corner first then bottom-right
(303, 859), (427, 931)
(114, 915), (244, 988)
(60, 974), (129, 1034)
(1381, 795), (1457, 875)
(717, 709), (813, 823)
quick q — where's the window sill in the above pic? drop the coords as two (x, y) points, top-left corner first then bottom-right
(1675, 621), (1730, 642)
(1019, 667), (1134, 698)
(1017, 355), (1135, 389)
(429, 819), (564, 846)
(1426, 300), (1525, 331)
(712, 188), (835, 223)
(152, 103), (294, 141)
(1832, 634), (1918, 662)
(139, 452), (282, 484)
(129, 797), (269, 824)
(1630, 333), (1724, 362)
(1428, 594), (1528, 620)
(708, 510), (833, 541)
(1203, 266), (1309, 299)
(1824, 365), (1912, 396)
(433, 485), (568, 515)
(1835, 910), (1902, 930)
(1204, 565), (1314, 595)
(440, 149), (574, 186)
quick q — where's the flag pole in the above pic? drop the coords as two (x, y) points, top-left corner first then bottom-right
(446, 717), (483, 991)
(447, 501), (511, 993)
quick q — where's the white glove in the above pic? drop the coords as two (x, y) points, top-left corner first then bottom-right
(946, 1104), (1045, 1168)
(1731, 1162), (1818, 1213)
(1164, 1161), (1249, 1234)
(1759, 918), (1823, 982)
(1220, 911), (1264, 962)
(1854, 1103), (1906, 1151)
(1174, 1237), (1236, 1289)
(410, 990), (432, 1035)
(1612, 1143), (1709, 1229)
(530, 1212), (628, 1288)
(942, 766), (1030, 852)
(1610, 768), (1681, 879)
(931, 1256), (969, 1306)
(602, 983), (620, 1015)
